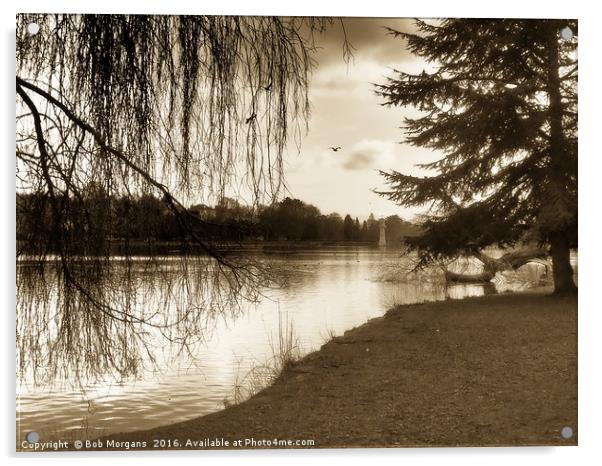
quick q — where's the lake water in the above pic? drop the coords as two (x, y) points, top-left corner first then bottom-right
(17, 246), (554, 442)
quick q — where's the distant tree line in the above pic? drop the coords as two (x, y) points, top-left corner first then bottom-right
(194, 196), (418, 243)
(17, 187), (419, 251)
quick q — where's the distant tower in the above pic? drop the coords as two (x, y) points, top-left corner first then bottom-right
(378, 218), (387, 247)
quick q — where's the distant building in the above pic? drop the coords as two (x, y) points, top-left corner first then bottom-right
(378, 219), (386, 247)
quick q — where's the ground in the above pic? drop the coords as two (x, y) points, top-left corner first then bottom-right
(99, 291), (577, 449)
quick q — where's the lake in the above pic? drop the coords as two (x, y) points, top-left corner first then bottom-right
(16, 246), (553, 442)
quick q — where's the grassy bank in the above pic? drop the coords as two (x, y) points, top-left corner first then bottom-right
(100, 292), (577, 449)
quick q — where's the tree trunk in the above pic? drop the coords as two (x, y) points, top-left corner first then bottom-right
(545, 24), (577, 296)
(550, 234), (577, 294)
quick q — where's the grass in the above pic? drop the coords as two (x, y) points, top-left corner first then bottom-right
(100, 292), (577, 449)
(224, 306), (301, 407)
(269, 307), (301, 375)
(319, 327), (338, 345)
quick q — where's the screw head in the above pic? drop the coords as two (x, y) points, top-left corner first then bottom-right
(26, 23), (40, 35)
(560, 27), (573, 41)
(560, 426), (573, 439)
(25, 431), (40, 443)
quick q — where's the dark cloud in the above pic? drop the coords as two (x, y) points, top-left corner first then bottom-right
(341, 140), (396, 170)
(314, 17), (419, 67)
(342, 151), (375, 170)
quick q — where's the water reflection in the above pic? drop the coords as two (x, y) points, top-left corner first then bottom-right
(17, 246), (553, 442)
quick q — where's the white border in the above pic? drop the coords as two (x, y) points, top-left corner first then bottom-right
(3, 1), (601, 465)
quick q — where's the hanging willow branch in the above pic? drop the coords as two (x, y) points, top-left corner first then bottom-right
(16, 14), (330, 208)
(15, 14), (342, 384)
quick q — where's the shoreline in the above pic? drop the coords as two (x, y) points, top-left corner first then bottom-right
(95, 291), (577, 449)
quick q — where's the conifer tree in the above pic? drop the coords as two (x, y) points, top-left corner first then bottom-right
(377, 19), (577, 293)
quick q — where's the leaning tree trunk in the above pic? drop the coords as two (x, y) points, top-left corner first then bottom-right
(444, 248), (548, 284)
(550, 233), (577, 294)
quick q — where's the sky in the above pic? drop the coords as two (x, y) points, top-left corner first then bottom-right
(16, 17), (443, 223)
(281, 18), (442, 221)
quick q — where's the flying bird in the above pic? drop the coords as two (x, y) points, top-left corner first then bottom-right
(328, 146), (342, 152)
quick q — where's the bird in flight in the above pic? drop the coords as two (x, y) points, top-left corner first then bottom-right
(328, 146), (342, 152)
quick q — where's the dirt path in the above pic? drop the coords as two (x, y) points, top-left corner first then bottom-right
(100, 292), (577, 449)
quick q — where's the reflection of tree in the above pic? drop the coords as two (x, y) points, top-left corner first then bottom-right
(17, 258), (275, 385)
(15, 15), (337, 383)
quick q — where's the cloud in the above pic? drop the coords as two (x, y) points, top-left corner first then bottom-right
(308, 18), (424, 100)
(341, 139), (397, 170)
(342, 151), (374, 170)
(278, 19), (443, 219)
(313, 18), (418, 67)
(310, 59), (386, 101)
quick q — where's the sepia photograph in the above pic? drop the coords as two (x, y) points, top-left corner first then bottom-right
(15, 13), (577, 451)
